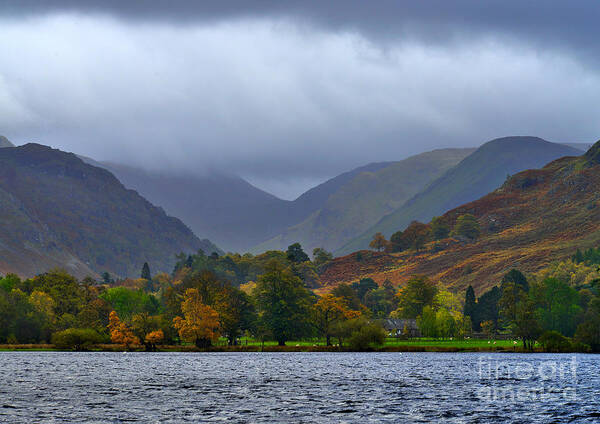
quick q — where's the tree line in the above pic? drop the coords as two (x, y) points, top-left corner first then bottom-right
(2, 242), (599, 352)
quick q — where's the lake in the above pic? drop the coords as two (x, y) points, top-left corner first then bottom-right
(0, 352), (598, 423)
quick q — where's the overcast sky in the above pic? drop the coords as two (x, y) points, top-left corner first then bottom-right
(1, 1), (599, 199)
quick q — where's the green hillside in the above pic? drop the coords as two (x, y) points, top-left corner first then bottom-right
(0, 143), (219, 278)
(338, 136), (582, 254)
(253, 148), (474, 253)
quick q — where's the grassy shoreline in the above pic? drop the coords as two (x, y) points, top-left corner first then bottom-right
(0, 340), (581, 353)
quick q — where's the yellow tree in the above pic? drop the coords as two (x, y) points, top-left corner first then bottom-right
(29, 290), (56, 341)
(173, 288), (220, 348)
(107, 311), (139, 349)
(144, 330), (164, 351)
(312, 294), (360, 346)
(369, 232), (389, 252)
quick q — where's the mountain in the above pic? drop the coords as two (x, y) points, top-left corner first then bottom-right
(0, 143), (219, 278)
(0, 135), (15, 148)
(320, 140), (600, 294)
(79, 160), (308, 253)
(562, 142), (593, 152)
(83, 158), (405, 253)
(339, 136), (582, 255)
(253, 148), (474, 254)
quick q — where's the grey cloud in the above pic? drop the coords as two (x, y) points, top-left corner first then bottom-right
(3, 1), (600, 57)
(1, 5), (600, 199)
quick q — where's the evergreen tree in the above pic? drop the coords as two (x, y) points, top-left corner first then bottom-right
(286, 243), (309, 263)
(452, 214), (480, 240)
(141, 262), (151, 280)
(474, 286), (502, 330)
(430, 216), (450, 240)
(501, 269), (529, 292)
(464, 285), (477, 322)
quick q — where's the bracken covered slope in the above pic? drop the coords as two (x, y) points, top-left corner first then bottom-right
(0, 144), (219, 278)
(339, 136), (583, 255)
(320, 141), (600, 295)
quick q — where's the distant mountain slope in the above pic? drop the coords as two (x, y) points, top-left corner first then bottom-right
(291, 161), (396, 213)
(339, 136), (582, 254)
(253, 148), (474, 254)
(321, 140), (600, 293)
(562, 142), (593, 152)
(0, 144), (218, 278)
(0, 135), (15, 148)
(82, 158), (398, 253)
(86, 162), (299, 253)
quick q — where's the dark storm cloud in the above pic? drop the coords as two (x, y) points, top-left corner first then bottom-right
(4, 1), (600, 54)
(1, 2), (600, 198)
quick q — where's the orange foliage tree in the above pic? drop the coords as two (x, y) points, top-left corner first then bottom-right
(173, 288), (220, 348)
(369, 232), (389, 252)
(144, 330), (164, 351)
(107, 310), (139, 349)
(312, 294), (361, 346)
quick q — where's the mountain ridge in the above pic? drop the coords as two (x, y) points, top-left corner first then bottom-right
(338, 136), (583, 255)
(253, 148), (474, 254)
(320, 140), (600, 293)
(0, 143), (219, 278)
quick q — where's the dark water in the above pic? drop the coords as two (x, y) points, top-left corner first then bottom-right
(0, 352), (598, 423)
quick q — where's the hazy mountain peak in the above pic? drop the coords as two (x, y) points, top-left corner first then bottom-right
(0, 135), (15, 148)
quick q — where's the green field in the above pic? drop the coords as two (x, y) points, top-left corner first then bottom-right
(0, 338), (529, 352)
(216, 337), (523, 350)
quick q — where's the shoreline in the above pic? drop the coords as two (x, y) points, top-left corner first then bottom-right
(0, 344), (588, 353)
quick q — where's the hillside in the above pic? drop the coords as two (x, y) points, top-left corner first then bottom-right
(83, 161), (310, 253)
(0, 144), (218, 278)
(253, 148), (474, 254)
(339, 136), (582, 254)
(86, 158), (410, 252)
(320, 141), (600, 294)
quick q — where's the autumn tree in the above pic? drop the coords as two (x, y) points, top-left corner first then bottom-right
(107, 311), (139, 349)
(131, 312), (165, 350)
(29, 290), (56, 339)
(369, 232), (389, 252)
(173, 288), (220, 348)
(312, 294), (360, 346)
(144, 330), (164, 351)
(253, 261), (313, 346)
(390, 221), (429, 252)
(331, 283), (363, 311)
